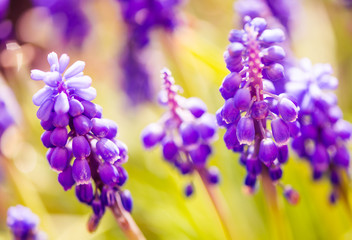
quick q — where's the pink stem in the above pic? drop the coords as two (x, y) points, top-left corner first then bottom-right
(108, 194), (146, 240)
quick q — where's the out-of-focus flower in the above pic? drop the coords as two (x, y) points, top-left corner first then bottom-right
(141, 68), (219, 196)
(116, 0), (181, 105)
(117, 0), (180, 49)
(31, 0), (90, 46)
(119, 42), (152, 105)
(0, 0), (12, 45)
(7, 205), (47, 240)
(286, 58), (351, 202)
(0, 97), (14, 141)
(235, 0), (299, 35)
(31, 52), (131, 229)
(217, 17), (299, 203)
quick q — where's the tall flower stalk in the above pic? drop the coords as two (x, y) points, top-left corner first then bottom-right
(217, 17), (299, 204)
(287, 59), (351, 203)
(31, 52), (145, 239)
(141, 69), (234, 239)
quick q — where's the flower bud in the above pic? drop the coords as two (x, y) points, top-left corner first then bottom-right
(184, 97), (207, 118)
(72, 136), (91, 159)
(96, 138), (120, 163)
(162, 139), (178, 161)
(234, 88), (251, 110)
(260, 29), (285, 43)
(58, 165), (75, 191)
(72, 159), (91, 185)
(271, 118), (290, 146)
(207, 166), (220, 184)
(98, 162), (119, 185)
(50, 147), (69, 172)
(221, 98), (240, 124)
(73, 115), (93, 135)
(189, 144), (211, 166)
(50, 127), (68, 147)
(180, 122), (199, 145)
(69, 99), (84, 117)
(120, 190), (133, 212)
(75, 182), (93, 203)
(236, 117), (255, 145)
(259, 138), (278, 166)
(278, 98), (298, 122)
(141, 123), (165, 148)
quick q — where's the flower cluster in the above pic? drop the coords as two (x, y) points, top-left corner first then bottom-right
(31, 52), (132, 228)
(141, 68), (219, 196)
(117, 0), (180, 49)
(31, 0), (90, 46)
(235, 0), (298, 35)
(7, 205), (46, 240)
(286, 59), (352, 203)
(119, 41), (152, 105)
(116, 0), (181, 105)
(217, 17), (299, 203)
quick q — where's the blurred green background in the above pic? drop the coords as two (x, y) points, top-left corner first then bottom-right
(1, 0), (352, 239)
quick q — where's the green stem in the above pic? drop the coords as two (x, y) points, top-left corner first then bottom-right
(197, 168), (236, 240)
(261, 169), (288, 240)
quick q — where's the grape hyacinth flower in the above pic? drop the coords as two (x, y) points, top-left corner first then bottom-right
(141, 68), (219, 196)
(7, 205), (46, 240)
(31, 0), (90, 46)
(217, 17), (299, 204)
(235, 0), (299, 36)
(117, 0), (180, 48)
(116, 0), (181, 105)
(119, 42), (152, 105)
(286, 59), (351, 203)
(31, 52), (144, 238)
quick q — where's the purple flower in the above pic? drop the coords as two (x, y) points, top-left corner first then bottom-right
(217, 17), (299, 201)
(141, 68), (219, 196)
(31, 0), (91, 46)
(0, 0), (11, 45)
(287, 59), (351, 202)
(119, 43), (152, 105)
(7, 205), (47, 240)
(116, 0), (181, 105)
(31, 52), (131, 229)
(235, 0), (299, 35)
(0, 98), (14, 140)
(117, 0), (180, 48)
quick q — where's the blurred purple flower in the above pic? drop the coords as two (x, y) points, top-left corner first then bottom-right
(31, 52), (131, 230)
(116, 0), (181, 105)
(117, 0), (180, 48)
(141, 68), (219, 196)
(31, 0), (90, 46)
(286, 58), (351, 202)
(0, 0), (11, 45)
(119, 42), (152, 105)
(0, 98), (14, 140)
(235, 0), (299, 35)
(7, 205), (47, 240)
(217, 17), (299, 203)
